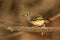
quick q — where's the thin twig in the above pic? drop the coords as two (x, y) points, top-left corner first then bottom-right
(50, 13), (60, 21)
(0, 32), (25, 40)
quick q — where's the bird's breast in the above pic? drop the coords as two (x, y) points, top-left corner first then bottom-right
(31, 20), (45, 26)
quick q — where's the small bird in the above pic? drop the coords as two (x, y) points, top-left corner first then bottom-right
(25, 13), (51, 27)
(25, 13), (51, 35)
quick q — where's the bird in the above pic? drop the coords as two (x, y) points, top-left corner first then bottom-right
(25, 13), (52, 35)
(25, 13), (51, 27)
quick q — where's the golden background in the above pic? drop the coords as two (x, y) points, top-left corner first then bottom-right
(0, 0), (60, 40)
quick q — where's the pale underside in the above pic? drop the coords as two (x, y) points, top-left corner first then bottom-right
(31, 20), (45, 26)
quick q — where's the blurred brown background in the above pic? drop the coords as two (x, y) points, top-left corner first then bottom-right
(0, 0), (60, 40)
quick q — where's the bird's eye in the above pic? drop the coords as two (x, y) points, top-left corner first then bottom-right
(36, 17), (40, 19)
(34, 17), (37, 19)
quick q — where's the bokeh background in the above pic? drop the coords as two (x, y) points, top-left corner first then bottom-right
(0, 0), (60, 40)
